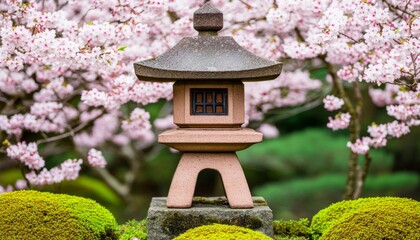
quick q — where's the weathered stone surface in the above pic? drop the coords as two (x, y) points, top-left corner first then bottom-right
(147, 197), (273, 240)
(193, 2), (223, 32)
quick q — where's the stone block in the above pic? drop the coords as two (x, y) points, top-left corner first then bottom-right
(147, 196), (273, 240)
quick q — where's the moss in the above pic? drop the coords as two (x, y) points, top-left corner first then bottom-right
(253, 198), (269, 206)
(162, 212), (263, 236)
(173, 223), (272, 240)
(118, 219), (147, 240)
(191, 196), (268, 206)
(273, 218), (310, 239)
(310, 197), (420, 240)
(0, 190), (118, 240)
(274, 237), (307, 240)
(192, 196), (229, 205)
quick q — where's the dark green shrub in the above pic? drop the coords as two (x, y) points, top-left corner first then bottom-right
(310, 197), (420, 240)
(0, 190), (118, 240)
(118, 219), (147, 240)
(255, 173), (419, 219)
(273, 218), (310, 239)
(173, 224), (272, 240)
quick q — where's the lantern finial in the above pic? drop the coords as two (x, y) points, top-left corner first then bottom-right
(193, 2), (223, 34)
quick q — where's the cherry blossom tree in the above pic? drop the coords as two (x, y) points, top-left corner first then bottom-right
(0, 0), (418, 200)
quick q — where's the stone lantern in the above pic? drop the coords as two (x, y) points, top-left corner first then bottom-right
(135, 2), (282, 210)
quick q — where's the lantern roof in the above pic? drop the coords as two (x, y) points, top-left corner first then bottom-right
(134, 2), (282, 82)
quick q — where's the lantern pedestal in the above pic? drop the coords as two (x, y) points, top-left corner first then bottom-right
(158, 128), (262, 209)
(147, 197), (274, 240)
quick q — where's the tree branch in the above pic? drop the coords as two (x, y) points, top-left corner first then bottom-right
(94, 168), (130, 199)
(37, 119), (94, 145)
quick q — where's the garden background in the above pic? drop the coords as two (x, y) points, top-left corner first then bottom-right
(0, 0), (419, 224)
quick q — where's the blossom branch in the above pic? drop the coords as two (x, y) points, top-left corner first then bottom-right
(94, 168), (130, 199)
(382, 0), (416, 17)
(322, 57), (364, 200)
(37, 121), (91, 145)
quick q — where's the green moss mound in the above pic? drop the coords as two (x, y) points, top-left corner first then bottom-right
(173, 223), (272, 240)
(0, 190), (118, 240)
(118, 219), (147, 240)
(273, 218), (309, 239)
(310, 197), (420, 240)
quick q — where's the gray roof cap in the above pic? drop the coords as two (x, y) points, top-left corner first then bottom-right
(134, 2), (282, 82)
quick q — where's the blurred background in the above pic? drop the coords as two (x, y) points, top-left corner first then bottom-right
(2, 81), (418, 223)
(1, 0), (418, 226)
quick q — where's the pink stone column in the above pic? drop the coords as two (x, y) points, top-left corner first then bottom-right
(167, 152), (254, 209)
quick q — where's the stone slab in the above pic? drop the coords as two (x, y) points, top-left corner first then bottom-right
(158, 128), (262, 152)
(147, 196), (273, 240)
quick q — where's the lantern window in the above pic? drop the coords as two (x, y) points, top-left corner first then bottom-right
(191, 88), (227, 115)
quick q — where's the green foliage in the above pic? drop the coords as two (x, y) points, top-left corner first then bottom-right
(47, 176), (122, 206)
(0, 190), (118, 240)
(118, 219), (147, 240)
(0, 169), (21, 185)
(255, 173), (419, 219)
(310, 197), (420, 240)
(238, 129), (393, 184)
(173, 224), (272, 240)
(273, 218), (310, 239)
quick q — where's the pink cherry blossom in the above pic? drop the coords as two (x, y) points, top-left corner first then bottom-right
(6, 142), (45, 170)
(327, 113), (351, 131)
(122, 108), (151, 139)
(87, 148), (107, 168)
(387, 105), (418, 121)
(257, 123), (279, 139)
(369, 137), (387, 148)
(81, 88), (109, 108)
(0, 115), (8, 131)
(26, 158), (83, 185)
(387, 121), (410, 138)
(367, 124), (388, 139)
(30, 102), (63, 117)
(73, 113), (119, 147)
(369, 85), (399, 107)
(337, 66), (359, 82)
(60, 159), (83, 180)
(0, 0), (419, 194)
(25, 168), (64, 186)
(347, 137), (371, 155)
(154, 115), (176, 130)
(323, 95), (344, 111)
(15, 179), (28, 190)
(0, 185), (13, 194)
(6, 114), (25, 136)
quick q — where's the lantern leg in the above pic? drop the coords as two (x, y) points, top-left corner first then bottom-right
(166, 153), (200, 208)
(166, 152), (254, 209)
(217, 153), (254, 208)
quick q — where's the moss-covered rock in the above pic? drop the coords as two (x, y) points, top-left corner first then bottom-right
(310, 197), (420, 240)
(118, 219), (147, 240)
(273, 218), (310, 239)
(173, 223), (272, 240)
(0, 190), (118, 240)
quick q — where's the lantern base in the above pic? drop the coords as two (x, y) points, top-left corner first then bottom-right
(147, 196), (273, 240)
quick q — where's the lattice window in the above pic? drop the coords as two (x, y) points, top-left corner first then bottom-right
(191, 88), (228, 115)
